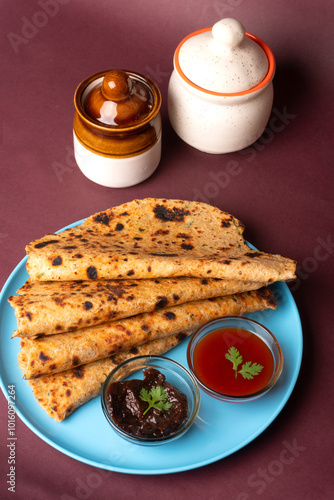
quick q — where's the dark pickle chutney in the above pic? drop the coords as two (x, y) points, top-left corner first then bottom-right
(106, 367), (188, 438)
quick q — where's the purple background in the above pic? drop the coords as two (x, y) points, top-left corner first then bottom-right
(1, 1), (333, 499)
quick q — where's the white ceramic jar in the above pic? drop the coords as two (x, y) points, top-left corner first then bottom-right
(168, 18), (275, 154)
(73, 70), (162, 188)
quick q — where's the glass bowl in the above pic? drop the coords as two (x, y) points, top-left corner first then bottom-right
(187, 316), (283, 403)
(101, 355), (200, 446)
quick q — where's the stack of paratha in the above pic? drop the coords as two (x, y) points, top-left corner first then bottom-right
(8, 198), (296, 422)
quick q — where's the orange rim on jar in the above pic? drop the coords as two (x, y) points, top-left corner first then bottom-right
(174, 28), (275, 97)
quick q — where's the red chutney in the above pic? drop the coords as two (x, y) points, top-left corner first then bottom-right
(193, 327), (274, 396)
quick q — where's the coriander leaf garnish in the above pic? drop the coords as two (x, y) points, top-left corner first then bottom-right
(225, 346), (243, 372)
(238, 361), (263, 379)
(225, 346), (263, 380)
(140, 386), (172, 416)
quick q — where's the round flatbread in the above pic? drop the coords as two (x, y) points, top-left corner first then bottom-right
(9, 277), (264, 337)
(25, 198), (296, 283)
(18, 288), (276, 379)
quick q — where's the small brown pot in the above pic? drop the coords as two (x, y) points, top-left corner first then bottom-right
(73, 69), (162, 188)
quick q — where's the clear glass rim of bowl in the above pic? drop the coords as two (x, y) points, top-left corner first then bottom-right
(101, 355), (201, 445)
(186, 316), (284, 403)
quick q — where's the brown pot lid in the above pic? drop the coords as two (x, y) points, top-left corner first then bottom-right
(84, 70), (154, 126)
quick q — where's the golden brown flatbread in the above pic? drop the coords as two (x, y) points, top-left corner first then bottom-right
(25, 198), (296, 283)
(18, 288), (276, 379)
(28, 331), (191, 422)
(9, 277), (264, 337)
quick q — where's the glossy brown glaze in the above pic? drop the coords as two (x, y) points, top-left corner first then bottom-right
(73, 69), (161, 158)
(84, 70), (153, 126)
(102, 70), (133, 101)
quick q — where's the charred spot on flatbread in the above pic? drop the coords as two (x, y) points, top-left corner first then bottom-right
(115, 223), (124, 231)
(34, 239), (59, 249)
(86, 266), (97, 279)
(154, 229), (169, 236)
(256, 287), (278, 307)
(72, 367), (85, 379)
(83, 301), (93, 310)
(72, 356), (80, 366)
(221, 215), (241, 229)
(106, 284), (128, 297)
(107, 295), (117, 304)
(181, 243), (194, 250)
(245, 251), (263, 258)
(65, 406), (73, 416)
(53, 296), (66, 307)
(176, 332), (187, 341)
(39, 351), (51, 362)
(164, 311), (176, 320)
(155, 296), (168, 309)
(25, 311), (33, 321)
(52, 256), (62, 266)
(93, 212), (111, 225)
(153, 204), (190, 222)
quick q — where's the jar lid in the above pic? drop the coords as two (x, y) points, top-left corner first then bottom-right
(84, 70), (154, 126)
(175, 18), (274, 95)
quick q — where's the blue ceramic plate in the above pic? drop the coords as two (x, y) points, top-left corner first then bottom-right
(0, 220), (303, 474)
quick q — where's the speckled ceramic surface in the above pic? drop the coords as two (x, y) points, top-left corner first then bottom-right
(168, 18), (275, 154)
(178, 18), (268, 94)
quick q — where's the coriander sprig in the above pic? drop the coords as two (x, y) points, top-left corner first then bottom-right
(140, 386), (172, 416)
(225, 346), (263, 379)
